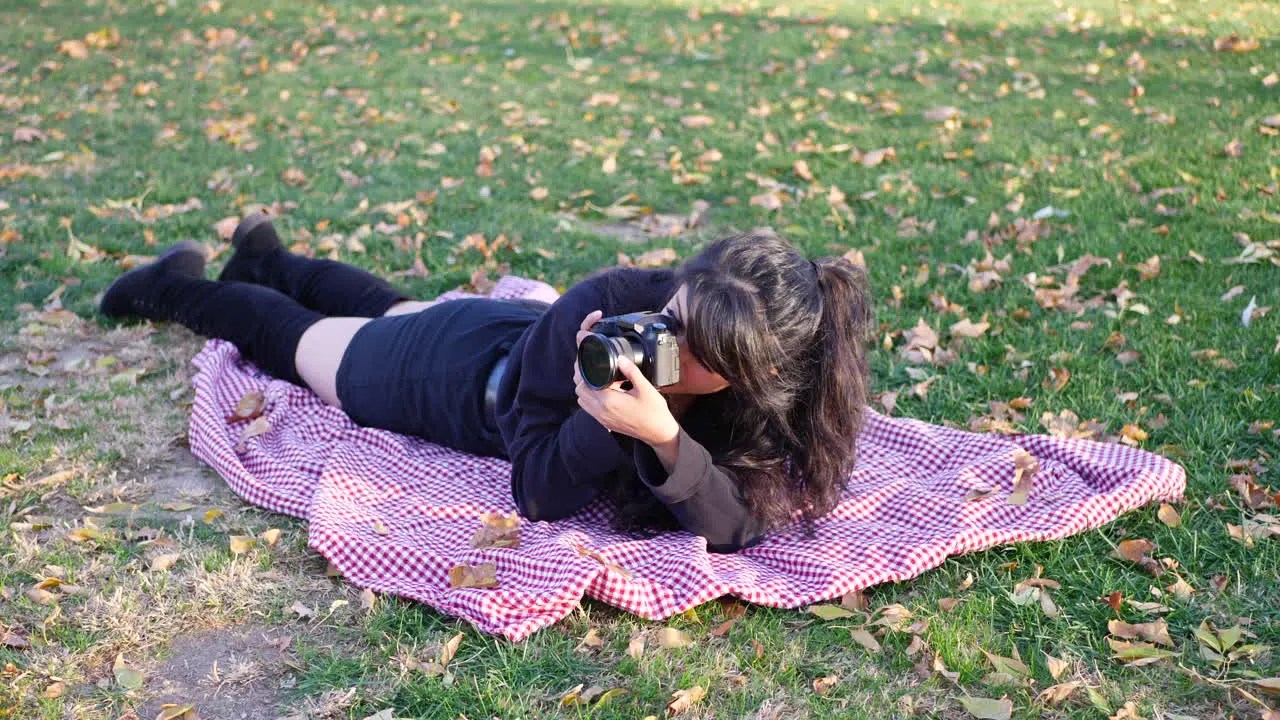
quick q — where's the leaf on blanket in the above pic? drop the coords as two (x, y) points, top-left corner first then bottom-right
(1111, 538), (1162, 576)
(667, 685), (706, 716)
(1007, 451), (1039, 505)
(227, 390), (265, 422)
(958, 696), (1012, 719)
(572, 542), (633, 579)
(448, 562), (498, 589)
(965, 486), (998, 502)
(471, 512), (520, 549)
(234, 416), (271, 453)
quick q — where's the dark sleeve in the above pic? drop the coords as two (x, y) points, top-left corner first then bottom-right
(497, 269), (674, 523)
(633, 429), (772, 553)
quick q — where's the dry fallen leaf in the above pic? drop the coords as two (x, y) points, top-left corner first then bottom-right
(1157, 503), (1181, 528)
(849, 627), (882, 653)
(1007, 450), (1039, 505)
(680, 115), (715, 128)
(471, 512), (521, 549)
(656, 627), (693, 649)
(812, 674), (840, 696)
(234, 416), (271, 453)
(627, 632), (646, 659)
(1112, 539), (1162, 576)
(228, 390), (265, 422)
(1108, 618), (1175, 647)
(667, 685), (707, 716)
(228, 535), (257, 554)
(150, 552), (181, 571)
(448, 562), (498, 589)
(958, 696), (1012, 719)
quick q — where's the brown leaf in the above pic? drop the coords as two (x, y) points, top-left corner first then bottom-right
(958, 696), (1012, 719)
(950, 317), (991, 339)
(1007, 450), (1039, 505)
(656, 627), (692, 649)
(667, 685), (706, 716)
(228, 390), (265, 421)
(849, 627), (882, 653)
(228, 535), (257, 554)
(1036, 681), (1082, 706)
(1157, 504), (1181, 527)
(938, 597), (963, 612)
(627, 632), (646, 659)
(234, 415), (271, 453)
(634, 248), (678, 268)
(749, 192), (784, 211)
(150, 552), (181, 571)
(1, 631), (30, 648)
(924, 106), (963, 122)
(573, 543), (633, 579)
(680, 115), (715, 128)
(841, 589), (869, 611)
(13, 127), (47, 143)
(812, 674), (840, 696)
(1044, 367), (1070, 392)
(1108, 618), (1175, 647)
(1043, 652), (1069, 680)
(448, 562), (498, 588)
(470, 512), (521, 549)
(1213, 34), (1260, 52)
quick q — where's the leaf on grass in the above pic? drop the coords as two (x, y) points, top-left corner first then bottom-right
(958, 696), (1012, 720)
(203, 509), (223, 523)
(360, 588), (376, 611)
(849, 628), (882, 653)
(680, 115), (715, 128)
(1111, 539), (1162, 575)
(448, 562), (498, 589)
(471, 512), (520, 549)
(156, 704), (198, 720)
(228, 535), (257, 554)
(113, 653), (144, 690)
(150, 553), (181, 571)
(981, 649), (1031, 679)
(667, 685), (706, 716)
(1044, 652), (1069, 680)
(627, 632), (646, 659)
(870, 603), (914, 632)
(578, 629), (605, 650)
(950, 317), (990, 339)
(1036, 681), (1082, 706)
(812, 674), (840, 696)
(1253, 678), (1280, 695)
(1108, 619), (1175, 647)
(808, 603), (857, 620)
(841, 588), (869, 611)
(1108, 638), (1178, 666)
(1157, 504), (1181, 527)
(260, 528), (282, 547)
(656, 627), (692, 649)
(1, 631), (30, 648)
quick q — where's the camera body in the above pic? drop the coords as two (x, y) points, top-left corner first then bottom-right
(577, 311), (681, 390)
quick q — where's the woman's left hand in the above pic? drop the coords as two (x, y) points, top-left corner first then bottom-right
(575, 355), (680, 446)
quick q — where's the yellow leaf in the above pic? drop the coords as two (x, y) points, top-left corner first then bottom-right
(228, 535), (258, 554)
(203, 508), (223, 523)
(958, 696), (1012, 719)
(667, 685), (706, 715)
(1157, 504), (1181, 528)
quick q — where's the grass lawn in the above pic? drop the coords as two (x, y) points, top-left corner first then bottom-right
(2, 0), (1278, 718)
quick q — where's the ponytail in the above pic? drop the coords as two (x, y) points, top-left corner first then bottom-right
(790, 257), (874, 527)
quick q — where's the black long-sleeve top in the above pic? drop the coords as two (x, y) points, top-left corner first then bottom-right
(493, 267), (772, 553)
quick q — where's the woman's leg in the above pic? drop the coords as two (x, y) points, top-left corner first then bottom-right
(218, 213), (412, 317)
(293, 318), (369, 408)
(100, 241), (328, 389)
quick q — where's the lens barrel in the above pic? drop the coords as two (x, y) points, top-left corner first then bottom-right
(579, 333), (645, 389)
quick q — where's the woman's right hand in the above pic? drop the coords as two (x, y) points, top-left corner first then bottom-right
(572, 309), (604, 388)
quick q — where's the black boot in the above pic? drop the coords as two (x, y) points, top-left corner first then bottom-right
(218, 212), (410, 317)
(101, 241), (326, 387)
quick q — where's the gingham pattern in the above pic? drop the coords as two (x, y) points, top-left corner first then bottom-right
(188, 275), (1187, 641)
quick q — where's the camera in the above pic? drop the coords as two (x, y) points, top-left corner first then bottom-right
(577, 311), (681, 390)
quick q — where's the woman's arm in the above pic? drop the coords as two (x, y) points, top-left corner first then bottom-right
(495, 268), (675, 522)
(633, 431), (772, 553)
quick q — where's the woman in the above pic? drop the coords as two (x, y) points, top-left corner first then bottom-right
(100, 215), (874, 552)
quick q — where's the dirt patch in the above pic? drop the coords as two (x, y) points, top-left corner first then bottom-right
(137, 623), (296, 720)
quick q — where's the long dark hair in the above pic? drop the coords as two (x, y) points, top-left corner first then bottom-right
(602, 229), (874, 539)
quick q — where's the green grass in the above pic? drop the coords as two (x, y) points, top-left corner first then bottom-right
(1, 0), (1278, 718)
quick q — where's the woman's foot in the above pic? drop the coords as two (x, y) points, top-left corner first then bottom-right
(99, 240), (207, 320)
(217, 212), (282, 284)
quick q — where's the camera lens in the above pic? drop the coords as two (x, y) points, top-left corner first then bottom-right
(579, 334), (621, 389)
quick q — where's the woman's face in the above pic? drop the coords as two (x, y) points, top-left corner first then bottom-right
(659, 285), (730, 396)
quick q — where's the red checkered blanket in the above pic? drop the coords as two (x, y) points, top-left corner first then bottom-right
(188, 276), (1186, 641)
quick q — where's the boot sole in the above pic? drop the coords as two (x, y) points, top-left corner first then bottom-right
(231, 212), (273, 248)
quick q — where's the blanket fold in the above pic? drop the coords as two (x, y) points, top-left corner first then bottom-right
(188, 276), (1186, 641)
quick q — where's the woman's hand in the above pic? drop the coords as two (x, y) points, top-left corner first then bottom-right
(576, 356), (680, 446)
(573, 310), (680, 446)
